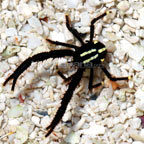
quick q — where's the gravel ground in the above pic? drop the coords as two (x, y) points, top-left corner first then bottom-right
(0, 0), (144, 144)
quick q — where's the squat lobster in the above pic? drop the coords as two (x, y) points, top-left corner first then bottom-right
(3, 11), (130, 137)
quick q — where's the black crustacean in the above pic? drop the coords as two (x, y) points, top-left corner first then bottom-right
(3, 11), (131, 137)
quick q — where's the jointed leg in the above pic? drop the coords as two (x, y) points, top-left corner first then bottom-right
(57, 71), (74, 82)
(45, 68), (84, 137)
(46, 39), (79, 50)
(88, 68), (103, 90)
(101, 67), (129, 81)
(90, 12), (108, 42)
(65, 15), (84, 45)
(3, 50), (74, 91)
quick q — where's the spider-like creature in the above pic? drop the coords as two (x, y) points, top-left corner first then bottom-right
(3, 11), (130, 137)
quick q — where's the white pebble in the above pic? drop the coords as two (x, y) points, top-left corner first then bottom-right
(122, 25), (135, 33)
(29, 131), (37, 139)
(87, 0), (101, 7)
(8, 119), (20, 126)
(113, 18), (123, 25)
(129, 130), (144, 142)
(0, 61), (10, 74)
(136, 100), (144, 111)
(62, 111), (72, 122)
(8, 105), (23, 118)
(27, 35), (42, 49)
(136, 29), (144, 38)
(95, 23), (102, 34)
(66, 0), (79, 8)
(108, 103), (120, 117)
(97, 96), (109, 112)
(80, 12), (90, 26)
(129, 118), (141, 129)
(5, 28), (17, 37)
(127, 107), (136, 117)
(105, 32), (118, 41)
(112, 24), (120, 33)
(17, 4), (32, 18)
(32, 116), (40, 127)
(119, 113), (127, 123)
(138, 8), (144, 27)
(15, 126), (28, 143)
(50, 31), (65, 42)
(124, 35), (139, 44)
(120, 40), (144, 62)
(33, 91), (42, 105)
(135, 89), (144, 100)
(117, 1), (130, 12)
(65, 132), (80, 144)
(105, 117), (114, 128)
(8, 56), (19, 64)
(18, 47), (32, 61)
(2, 0), (9, 9)
(124, 18), (139, 28)
(130, 60), (143, 71)
(0, 103), (5, 111)
(41, 116), (50, 128)
(73, 117), (86, 131)
(24, 72), (35, 84)
(84, 122), (106, 136)
(53, 0), (66, 10)
(28, 16), (43, 34)
(50, 76), (57, 88)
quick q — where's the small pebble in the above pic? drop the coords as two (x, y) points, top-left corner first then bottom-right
(31, 116), (40, 127)
(15, 126), (28, 143)
(66, 0), (79, 8)
(65, 132), (80, 144)
(8, 105), (23, 118)
(8, 119), (20, 126)
(117, 1), (130, 12)
(129, 118), (141, 129)
(84, 122), (106, 136)
(28, 16), (43, 34)
(29, 131), (37, 139)
(5, 28), (17, 37)
(124, 18), (139, 28)
(127, 107), (136, 117)
(27, 35), (42, 49)
(41, 116), (50, 128)
(0, 103), (5, 111)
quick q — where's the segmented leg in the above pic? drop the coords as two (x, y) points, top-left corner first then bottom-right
(45, 68), (84, 137)
(46, 39), (79, 50)
(57, 71), (74, 82)
(88, 68), (103, 90)
(101, 67), (129, 81)
(90, 12), (107, 42)
(65, 15), (84, 45)
(3, 50), (74, 91)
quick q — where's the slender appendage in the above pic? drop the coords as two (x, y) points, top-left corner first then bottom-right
(46, 39), (79, 50)
(88, 69), (103, 90)
(57, 71), (74, 82)
(90, 12), (107, 42)
(101, 67), (129, 81)
(45, 68), (84, 137)
(3, 50), (74, 90)
(65, 15), (84, 45)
